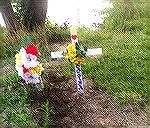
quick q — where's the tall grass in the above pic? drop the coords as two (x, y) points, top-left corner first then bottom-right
(104, 0), (150, 32)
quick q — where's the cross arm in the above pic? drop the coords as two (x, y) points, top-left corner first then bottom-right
(51, 48), (102, 58)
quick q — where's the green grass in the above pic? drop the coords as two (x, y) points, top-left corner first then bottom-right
(0, 69), (36, 126)
(61, 30), (149, 106)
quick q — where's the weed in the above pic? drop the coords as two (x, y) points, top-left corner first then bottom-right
(42, 99), (54, 127)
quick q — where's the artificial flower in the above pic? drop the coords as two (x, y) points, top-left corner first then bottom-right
(73, 57), (85, 64)
(65, 53), (76, 60)
(15, 54), (23, 66)
(29, 64), (44, 75)
(23, 73), (40, 84)
(26, 44), (38, 57)
(65, 43), (86, 64)
(23, 54), (39, 69)
(15, 65), (23, 77)
(15, 47), (26, 66)
(66, 44), (76, 53)
(15, 44), (44, 85)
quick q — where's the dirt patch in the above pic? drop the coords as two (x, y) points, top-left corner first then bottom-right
(51, 43), (68, 51)
(32, 76), (148, 127)
(0, 64), (14, 76)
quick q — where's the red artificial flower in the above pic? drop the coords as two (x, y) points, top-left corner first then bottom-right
(26, 44), (38, 57)
(23, 66), (29, 74)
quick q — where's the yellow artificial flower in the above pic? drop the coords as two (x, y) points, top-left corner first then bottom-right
(66, 44), (76, 53)
(29, 64), (44, 75)
(66, 53), (76, 59)
(15, 54), (23, 66)
(65, 44), (77, 62)
(65, 43), (85, 64)
(73, 57), (85, 64)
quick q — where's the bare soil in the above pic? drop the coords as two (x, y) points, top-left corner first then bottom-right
(31, 73), (148, 127)
(0, 65), (148, 128)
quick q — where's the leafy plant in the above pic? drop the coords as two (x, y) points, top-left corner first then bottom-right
(42, 99), (54, 127)
(45, 19), (70, 43)
(2, 86), (37, 127)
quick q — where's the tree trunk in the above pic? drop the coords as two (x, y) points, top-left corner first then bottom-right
(0, 0), (19, 33)
(23, 0), (48, 31)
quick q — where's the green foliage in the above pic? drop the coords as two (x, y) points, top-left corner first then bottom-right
(0, 26), (8, 59)
(0, 27), (23, 60)
(0, 71), (20, 86)
(12, 0), (25, 23)
(104, 0), (150, 32)
(1, 83), (37, 127)
(42, 99), (54, 127)
(45, 19), (70, 43)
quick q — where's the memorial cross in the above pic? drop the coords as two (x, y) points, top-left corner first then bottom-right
(51, 27), (102, 94)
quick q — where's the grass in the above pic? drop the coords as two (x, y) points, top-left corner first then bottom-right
(61, 30), (149, 106)
(0, 28), (149, 127)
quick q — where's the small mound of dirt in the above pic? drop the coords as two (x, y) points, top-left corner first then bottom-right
(34, 77), (148, 127)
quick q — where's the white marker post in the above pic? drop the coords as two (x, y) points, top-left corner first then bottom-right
(51, 28), (102, 94)
(70, 28), (84, 93)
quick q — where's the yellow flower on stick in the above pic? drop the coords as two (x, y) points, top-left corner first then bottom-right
(74, 57), (85, 65)
(65, 44), (76, 62)
(29, 64), (44, 75)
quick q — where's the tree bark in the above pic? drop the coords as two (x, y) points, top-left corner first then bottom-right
(23, 0), (48, 31)
(0, 0), (19, 33)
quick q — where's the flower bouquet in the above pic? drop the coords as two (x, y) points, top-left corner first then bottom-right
(64, 43), (87, 64)
(15, 44), (44, 86)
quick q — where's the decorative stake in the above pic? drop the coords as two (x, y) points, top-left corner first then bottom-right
(70, 28), (84, 93)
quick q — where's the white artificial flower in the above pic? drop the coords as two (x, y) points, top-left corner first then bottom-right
(19, 47), (26, 61)
(15, 65), (23, 77)
(23, 73), (40, 84)
(23, 54), (39, 69)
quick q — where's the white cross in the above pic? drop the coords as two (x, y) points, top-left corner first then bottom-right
(51, 27), (102, 94)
